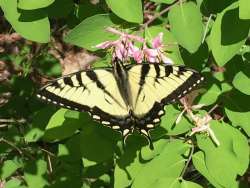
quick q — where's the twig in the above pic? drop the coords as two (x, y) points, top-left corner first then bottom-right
(47, 153), (53, 179)
(142, 0), (183, 28)
(105, 27), (145, 42)
(40, 148), (56, 157)
(180, 142), (194, 178)
(0, 118), (26, 124)
(0, 124), (8, 128)
(0, 138), (23, 155)
(208, 104), (219, 114)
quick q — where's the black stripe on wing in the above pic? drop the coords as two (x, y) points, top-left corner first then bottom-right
(85, 71), (126, 108)
(163, 67), (204, 104)
(37, 84), (90, 112)
(127, 63), (204, 135)
(135, 64), (150, 103)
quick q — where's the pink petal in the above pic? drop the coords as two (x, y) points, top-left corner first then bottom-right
(127, 42), (139, 55)
(115, 44), (125, 60)
(144, 48), (158, 63)
(133, 50), (143, 64)
(152, 32), (163, 48)
(144, 48), (158, 57)
(159, 52), (174, 64)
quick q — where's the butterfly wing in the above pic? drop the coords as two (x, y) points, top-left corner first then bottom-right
(127, 63), (204, 135)
(37, 69), (131, 131)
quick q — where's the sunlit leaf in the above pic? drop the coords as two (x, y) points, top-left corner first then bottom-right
(239, 0), (250, 19)
(196, 121), (249, 188)
(18, 0), (55, 10)
(0, 0), (50, 43)
(168, 2), (204, 53)
(105, 0), (143, 23)
(210, 2), (250, 66)
(64, 14), (119, 51)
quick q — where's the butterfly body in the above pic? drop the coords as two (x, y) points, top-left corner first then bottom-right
(37, 59), (204, 145)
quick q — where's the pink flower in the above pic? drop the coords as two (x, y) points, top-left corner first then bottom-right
(143, 48), (158, 63)
(95, 28), (173, 64)
(152, 32), (164, 48)
(148, 32), (173, 64)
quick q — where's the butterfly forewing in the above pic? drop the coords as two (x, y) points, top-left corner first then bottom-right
(37, 69), (130, 129)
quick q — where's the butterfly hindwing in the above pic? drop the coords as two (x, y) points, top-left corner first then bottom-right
(37, 69), (130, 130)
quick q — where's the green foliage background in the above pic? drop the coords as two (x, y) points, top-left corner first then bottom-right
(0, 0), (249, 187)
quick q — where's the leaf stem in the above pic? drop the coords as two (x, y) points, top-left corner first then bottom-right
(180, 142), (194, 178)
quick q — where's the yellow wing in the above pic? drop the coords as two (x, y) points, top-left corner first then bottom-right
(37, 69), (130, 130)
(127, 63), (204, 131)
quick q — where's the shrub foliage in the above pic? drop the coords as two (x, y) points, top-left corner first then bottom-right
(0, 0), (249, 188)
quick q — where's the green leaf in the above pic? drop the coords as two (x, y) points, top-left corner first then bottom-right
(196, 121), (249, 188)
(43, 109), (81, 141)
(58, 134), (82, 162)
(24, 160), (49, 188)
(210, 2), (250, 66)
(232, 71), (250, 95)
(52, 162), (82, 187)
(77, 1), (104, 21)
(0, 160), (21, 179)
(160, 105), (193, 135)
(225, 108), (250, 136)
(145, 26), (184, 65)
(192, 151), (224, 188)
(25, 106), (56, 142)
(114, 136), (146, 188)
(64, 14), (119, 51)
(105, 0), (143, 23)
(18, 0), (55, 10)
(4, 179), (22, 188)
(239, 0), (250, 19)
(150, 0), (175, 4)
(197, 84), (221, 106)
(47, 0), (74, 18)
(132, 140), (189, 187)
(0, 0), (50, 43)
(180, 42), (209, 70)
(224, 90), (250, 136)
(147, 178), (203, 188)
(140, 139), (171, 160)
(168, 2), (203, 53)
(80, 121), (118, 163)
(36, 54), (62, 77)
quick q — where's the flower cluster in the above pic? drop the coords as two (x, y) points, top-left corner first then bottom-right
(95, 27), (173, 64)
(178, 98), (220, 146)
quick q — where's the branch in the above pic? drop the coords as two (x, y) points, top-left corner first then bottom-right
(0, 118), (26, 124)
(0, 138), (23, 155)
(142, 0), (183, 28)
(105, 27), (145, 42)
